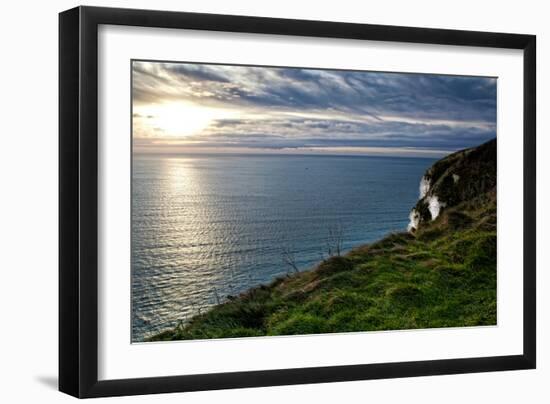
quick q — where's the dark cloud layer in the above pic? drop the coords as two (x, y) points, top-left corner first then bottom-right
(132, 61), (497, 152)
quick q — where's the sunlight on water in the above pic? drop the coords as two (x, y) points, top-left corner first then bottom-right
(131, 154), (434, 341)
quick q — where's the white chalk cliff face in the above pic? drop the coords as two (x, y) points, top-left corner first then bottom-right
(419, 176), (430, 199)
(407, 209), (420, 232)
(427, 195), (443, 220)
(407, 176), (445, 232)
(407, 176), (430, 232)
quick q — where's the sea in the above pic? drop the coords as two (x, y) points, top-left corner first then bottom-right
(131, 153), (435, 341)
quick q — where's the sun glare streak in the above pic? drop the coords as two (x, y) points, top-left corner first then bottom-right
(137, 102), (236, 138)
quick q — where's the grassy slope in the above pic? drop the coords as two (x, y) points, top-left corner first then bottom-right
(149, 189), (496, 341)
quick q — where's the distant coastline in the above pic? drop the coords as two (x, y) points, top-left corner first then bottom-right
(133, 147), (454, 159)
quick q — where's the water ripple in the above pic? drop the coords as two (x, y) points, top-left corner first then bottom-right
(131, 154), (434, 341)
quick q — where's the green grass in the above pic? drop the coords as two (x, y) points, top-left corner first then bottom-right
(148, 191), (496, 342)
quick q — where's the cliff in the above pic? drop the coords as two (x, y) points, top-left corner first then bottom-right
(148, 139), (497, 342)
(408, 138), (496, 231)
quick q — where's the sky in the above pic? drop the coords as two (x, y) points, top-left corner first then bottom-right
(132, 61), (497, 157)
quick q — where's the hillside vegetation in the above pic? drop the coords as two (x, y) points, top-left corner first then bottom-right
(149, 139), (497, 341)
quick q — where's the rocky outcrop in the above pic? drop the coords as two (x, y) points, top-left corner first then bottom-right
(408, 138), (496, 232)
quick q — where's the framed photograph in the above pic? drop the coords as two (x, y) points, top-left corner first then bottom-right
(59, 6), (536, 398)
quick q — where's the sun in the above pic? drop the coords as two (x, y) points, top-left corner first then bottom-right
(140, 102), (233, 138)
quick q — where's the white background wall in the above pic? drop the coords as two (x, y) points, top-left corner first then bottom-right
(0, 0), (547, 402)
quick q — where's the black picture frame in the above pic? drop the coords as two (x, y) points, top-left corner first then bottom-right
(59, 6), (536, 398)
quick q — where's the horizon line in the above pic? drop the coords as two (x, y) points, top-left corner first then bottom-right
(132, 145), (460, 159)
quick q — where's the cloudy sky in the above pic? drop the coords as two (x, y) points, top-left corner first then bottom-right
(132, 61), (496, 157)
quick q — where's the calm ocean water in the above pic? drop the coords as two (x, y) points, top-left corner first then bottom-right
(131, 154), (435, 341)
